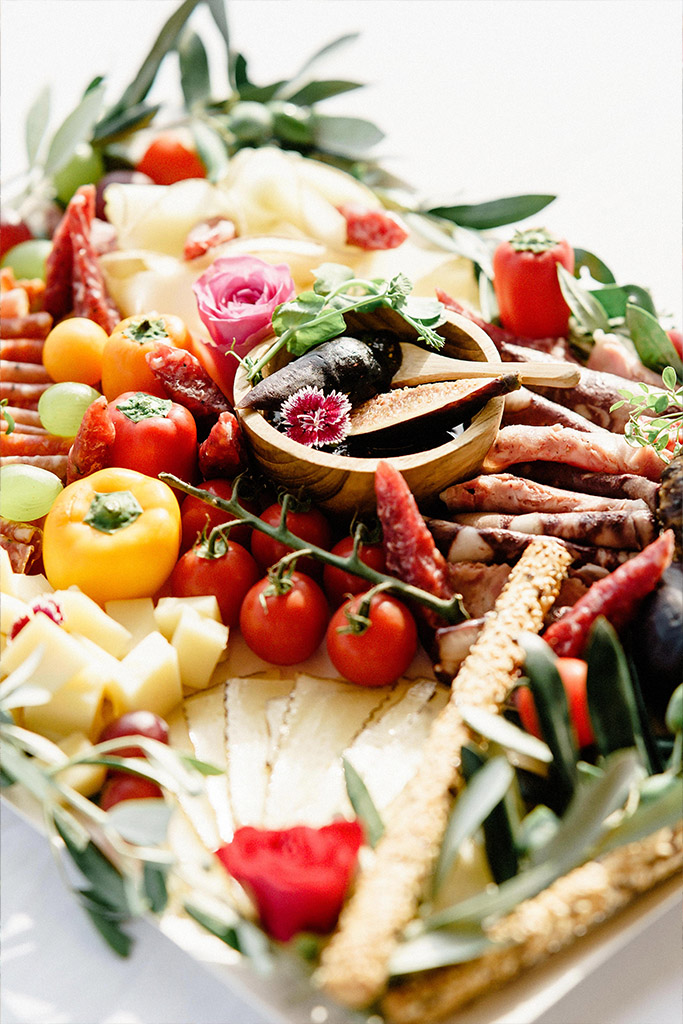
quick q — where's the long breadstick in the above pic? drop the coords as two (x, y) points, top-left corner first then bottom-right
(317, 537), (573, 1009)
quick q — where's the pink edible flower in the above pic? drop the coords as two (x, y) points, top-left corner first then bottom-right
(281, 386), (352, 448)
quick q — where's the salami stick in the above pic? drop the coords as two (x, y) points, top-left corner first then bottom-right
(0, 312), (52, 339)
(0, 380), (51, 408)
(317, 537), (573, 1009)
(382, 823), (683, 1024)
(0, 360), (52, 384)
(1, 454), (68, 478)
(0, 339), (45, 364)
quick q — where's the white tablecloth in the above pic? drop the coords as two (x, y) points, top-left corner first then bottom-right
(1, 3), (682, 1022)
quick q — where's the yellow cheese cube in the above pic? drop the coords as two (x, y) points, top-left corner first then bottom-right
(53, 733), (108, 797)
(104, 598), (156, 647)
(22, 661), (125, 742)
(0, 547), (15, 596)
(0, 593), (29, 636)
(10, 572), (53, 603)
(171, 607), (229, 691)
(0, 615), (93, 696)
(154, 595), (222, 639)
(55, 588), (132, 658)
(118, 631), (182, 717)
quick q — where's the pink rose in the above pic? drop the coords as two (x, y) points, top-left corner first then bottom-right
(192, 255), (295, 402)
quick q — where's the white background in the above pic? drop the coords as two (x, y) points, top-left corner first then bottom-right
(1, 2), (683, 1023)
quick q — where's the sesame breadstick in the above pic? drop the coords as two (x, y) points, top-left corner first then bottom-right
(317, 537), (573, 1009)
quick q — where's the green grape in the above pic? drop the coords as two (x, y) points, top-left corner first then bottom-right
(38, 382), (101, 437)
(53, 143), (105, 206)
(0, 464), (63, 522)
(0, 238), (53, 281)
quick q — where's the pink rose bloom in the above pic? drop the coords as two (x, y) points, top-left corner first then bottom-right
(192, 255), (295, 402)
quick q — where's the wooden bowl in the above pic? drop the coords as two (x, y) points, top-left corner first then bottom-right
(233, 306), (503, 513)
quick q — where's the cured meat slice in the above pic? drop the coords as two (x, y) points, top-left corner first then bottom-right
(0, 312), (53, 339)
(0, 517), (43, 572)
(0, 339), (45, 364)
(0, 380), (51, 408)
(198, 412), (247, 478)
(484, 424), (665, 481)
(502, 387), (606, 433)
(451, 509), (654, 550)
(543, 529), (675, 656)
(0, 405), (42, 429)
(374, 460), (455, 629)
(440, 473), (650, 515)
(338, 204), (408, 251)
(509, 461), (660, 513)
(66, 396), (115, 483)
(0, 432), (72, 457)
(0, 454), (68, 479)
(145, 343), (231, 419)
(1, 361), (51, 384)
(587, 332), (663, 386)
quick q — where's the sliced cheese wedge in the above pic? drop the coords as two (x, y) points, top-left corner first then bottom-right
(184, 685), (234, 843)
(166, 707), (222, 852)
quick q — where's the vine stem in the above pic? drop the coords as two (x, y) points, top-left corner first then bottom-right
(161, 473), (467, 625)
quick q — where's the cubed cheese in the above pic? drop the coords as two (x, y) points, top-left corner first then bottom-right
(0, 593), (29, 636)
(172, 607), (228, 691)
(104, 598), (156, 647)
(154, 595), (222, 640)
(118, 631), (182, 717)
(55, 589), (132, 658)
(53, 732), (108, 797)
(0, 615), (93, 695)
(0, 547), (15, 596)
(22, 662), (125, 742)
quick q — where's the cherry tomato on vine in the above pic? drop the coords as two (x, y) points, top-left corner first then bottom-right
(180, 479), (256, 552)
(107, 391), (197, 483)
(239, 571), (329, 665)
(136, 133), (206, 186)
(100, 775), (164, 810)
(98, 710), (170, 760)
(326, 592), (417, 687)
(322, 536), (387, 607)
(250, 502), (332, 578)
(42, 317), (109, 386)
(515, 657), (594, 748)
(171, 534), (260, 627)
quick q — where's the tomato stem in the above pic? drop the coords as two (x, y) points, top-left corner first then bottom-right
(162, 473), (467, 624)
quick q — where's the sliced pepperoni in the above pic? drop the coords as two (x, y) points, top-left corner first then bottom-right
(66, 395), (115, 483)
(146, 343), (231, 419)
(198, 412), (247, 478)
(338, 204), (408, 251)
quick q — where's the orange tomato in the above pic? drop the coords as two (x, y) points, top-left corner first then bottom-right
(43, 317), (108, 386)
(101, 312), (192, 401)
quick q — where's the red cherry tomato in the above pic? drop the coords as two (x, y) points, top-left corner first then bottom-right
(107, 391), (197, 483)
(98, 710), (170, 759)
(239, 571), (329, 665)
(171, 534), (260, 627)
(136, 133), (206, 186)
(326, 592), (417, 687)
(250, 503), (332, 579)
(322, 536), (387, 607)
(515, 657), (594, 748)
(100, 775), (164, 810)
(180, 479), (255, 552)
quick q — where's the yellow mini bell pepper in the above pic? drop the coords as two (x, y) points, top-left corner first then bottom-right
(43, 467), (181, 605)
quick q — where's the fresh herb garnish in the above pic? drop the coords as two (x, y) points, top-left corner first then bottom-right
(611, 365), (683, 462)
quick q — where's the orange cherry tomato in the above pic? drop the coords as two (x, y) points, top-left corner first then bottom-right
(101, 312), (192, 401)
(516, 657), (594, 748)
(42, 317), (108, 386)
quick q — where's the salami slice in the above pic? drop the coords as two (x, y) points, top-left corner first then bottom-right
(198, 412), (247, 477)
(338, 205), (408, 251)
(0, 312), (53, 339)
(146, 343), (231, 418)
(0, 339), (45, 364)
(66, 395), (115, 483)
(70, 187), (121, 332)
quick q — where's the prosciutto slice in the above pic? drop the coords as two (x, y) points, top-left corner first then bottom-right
(484, 424), (664, 481)
(502, 388), (605, 433)
(451, 510), (654, 550)
(440, 473), (650, 515)
(586, 332), (663, 387)
(508, 462), (660, 513)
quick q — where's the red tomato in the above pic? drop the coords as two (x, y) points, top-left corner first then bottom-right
(239, 571), (329, 664)
(171, 535), (260, 627)
(322, 536), (387, 607)
(136, 133), (206, 185)
(250, 502), (332, 579)
(180, 479), (256, 552)
(326, 592), (417, 687)
(515, 657), (594, 748)
(492, 228), (575, 339)
(100, 775), (164, 810)
(98, 710), (169, 760)
(107, 391), (197, 483)
(666, 329), (683, 360)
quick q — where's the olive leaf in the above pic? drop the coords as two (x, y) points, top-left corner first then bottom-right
(425, 194), (556, 230)
(626, 303), (683, 382)
(389, 925), (498, 976)
(105, 798), (172, 847)
(556, 264), (611, 334)
(592, 772), (683, 858)
(312, 115), (384, 158)
(25, 85), (51, 167)
(143, 863), (169, 913)
(590, 283), (655, 318)
(43, 82), (106, 176)
(462, 748), (519, 884)
(404, 212), (495, 279)
(284, 79), (365, 107)
(573, 248), (616, 284)
(459, 705), (553, 770)
(178, 28), (211, 109)
(91, 102), (160, 145)
(343, 758), (384, 848)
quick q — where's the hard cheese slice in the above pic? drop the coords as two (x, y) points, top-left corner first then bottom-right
(184, 685), (234, 843)
(166, 707), (222, 851)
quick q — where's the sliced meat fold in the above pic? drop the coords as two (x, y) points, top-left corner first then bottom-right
(440, 473), (651, 515)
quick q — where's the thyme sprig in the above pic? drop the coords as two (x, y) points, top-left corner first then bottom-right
(161, 473), (467, 624)
(611, 366), (683, 462)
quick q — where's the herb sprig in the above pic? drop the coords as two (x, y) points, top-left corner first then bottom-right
(611, 366), (683, 462)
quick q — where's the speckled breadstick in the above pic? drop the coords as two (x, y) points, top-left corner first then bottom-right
(317, 537), (573, 1009)
(382, 823), (683, 1024)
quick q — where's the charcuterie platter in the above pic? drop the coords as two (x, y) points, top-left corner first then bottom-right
(1, 3), (682, 1023)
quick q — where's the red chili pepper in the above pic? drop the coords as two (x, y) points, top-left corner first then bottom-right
(492, 228), (575, 339)
(216, 821), (364, 942)
(543, 530), (675, 657)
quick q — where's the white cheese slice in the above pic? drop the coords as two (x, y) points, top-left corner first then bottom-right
(0, 615), (93, 694)
(225, 676), (295, 828)
(172, 608), (228, 691)
(264, 674), (392, 828)
(184, 686), (233, 843)
(166, 707), (221, 851)
(9, 571), (53, 603)
(118, 631), (182, 718)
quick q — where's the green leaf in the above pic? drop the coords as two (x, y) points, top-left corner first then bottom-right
(515, 805), (559, 858)
(25, 85), (51, 167)
(91, 102), (159, 144)
(404, 296), (445, 326)
(43, 82), (106, 176)
(665, 684), (683, 735)
(459, 705), (553, 770)
(55, 818), (131, 916)
(404, 212), (495, 280)
(272, 291), (326, 334)
(556, 265), (611, 334)
(143, 863), (168, 913)
(204, 0), (231, 54)
(432, 755), (514, 894)
(185, 900), (240, 948)
(312, 263), (355, 296)
(272, 111), (314, 146)
(519, 633), (579, 811)
(425, 194), (556, 230)
(107, 0), (203, 117)
(105, 798), (172, 846)
(233, 52), (251, 90)
(178, 753), (225, 776)
(343, 758), (384, 848)
(84, 905), (133, 957)
(184, 899), (272, 971)
(273, 292), (347, 354)
(389, 926), (497, 976)
(312, 115), (384, 158)
(593, 773), (683, 858)
(573, 248), (616, 284)
(462, 749), (519, 884)
(284, 79), (365, 106)
(626, 304), (683, 382)
(589, 283), (655, 319)
(240, 80), (287, 103)
(586, 618), (658, 773)
(178, 29), (211, 109)
(191, 120), (229, 182)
